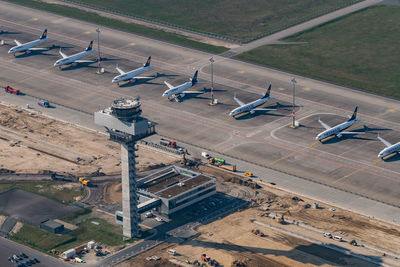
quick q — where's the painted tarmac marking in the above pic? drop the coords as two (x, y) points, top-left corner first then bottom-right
(271, 141), (319, 165)
(333, 159), (381, 184)
(238, 70), (245, 74)
(304, 87), (310, 91)
(129, 42), (136, 46)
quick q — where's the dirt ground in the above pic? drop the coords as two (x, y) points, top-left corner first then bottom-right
(0, 102), (179, 176)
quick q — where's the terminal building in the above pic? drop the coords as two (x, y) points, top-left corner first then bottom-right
(116, 166), (216, 223)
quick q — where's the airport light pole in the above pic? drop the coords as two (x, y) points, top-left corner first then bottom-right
(96, 28), (101, 73)
(291, 78), (297, 128)
(210, 57), (215, 105)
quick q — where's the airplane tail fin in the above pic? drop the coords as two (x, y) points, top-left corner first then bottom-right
(144, 56), (151, 67)
(262, 84), (272, 99)
(191, 70), (198, 85)
(40, 29), (47, 39)
(86, 40), (93, 51)
(348, 106), (358, 121)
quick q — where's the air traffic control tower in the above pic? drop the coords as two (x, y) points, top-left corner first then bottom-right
(94, 98), (155, 238)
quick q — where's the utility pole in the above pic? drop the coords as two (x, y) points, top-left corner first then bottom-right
(209, 57), (215, 105)
(96, 28), (101, 74)
(291, 78), (297, 128)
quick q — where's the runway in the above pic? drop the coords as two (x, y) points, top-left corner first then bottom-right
(0, 1), (399, 212)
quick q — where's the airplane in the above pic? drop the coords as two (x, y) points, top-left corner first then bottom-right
(53, 40), (95, 69)
(112, 56), (154, 85)
(162, 70), (204, 101)
(229, 84), (276, 117)
(315, 106), (363, 141)
(377, 134), (400, 159)
(8, 29), (48, 56)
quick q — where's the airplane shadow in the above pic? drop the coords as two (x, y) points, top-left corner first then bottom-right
(99, 57), (121, 62)
(0, 30), (20, 35)
(155, 73), (179, 78)
(60, 62), (97, 71)
(235, 111), (288, 120)
(362, 125), (392, 134)
(118, 79), (162, 87)
(202, 87), (227, 93)
(14, 45), (74, 58)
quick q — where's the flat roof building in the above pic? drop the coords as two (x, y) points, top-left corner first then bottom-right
(137, 166), (216, 215)
(40, 219), (64, 234)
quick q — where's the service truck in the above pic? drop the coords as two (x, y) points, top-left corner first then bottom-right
(159, 138), (176, 148)
(4, 85), (20, 95)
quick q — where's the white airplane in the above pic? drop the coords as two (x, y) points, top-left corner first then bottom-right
(112, 56), (154, 85)
(377, 134), (400, 159)
(54, 40), (95, 68)
(162, 70), (204, 101)
(8, 29), (48, 56)
(229, 84), (276, 117)
(316, 106), (363, 141)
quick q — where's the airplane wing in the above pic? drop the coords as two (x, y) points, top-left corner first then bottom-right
(116, 66), (125, 75)
(164, 81), (174, 89)
(14, 40), (22, 46)
(28, 48), (48, 51)
(318, 117), (331, 130)
(233, 94), (245, 107)
(183, 90), (205, 94)
(74, 60), (96, 63)
(378, 134), (392, 147)
(253, 108), (276, 111)
(134, 76), (156, 79)
(59, 49), (68, 59)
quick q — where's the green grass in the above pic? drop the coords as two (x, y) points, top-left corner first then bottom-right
(0, 181), (84, 204)
(236, 6), (400, 99)
(71, 0), (361, 42)
(10, 217), (151, 253)
(8, 0), (228, 54)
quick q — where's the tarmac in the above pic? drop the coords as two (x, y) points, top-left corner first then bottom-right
(0, 1), (399, 227)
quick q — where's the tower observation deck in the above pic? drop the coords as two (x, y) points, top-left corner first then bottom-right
(95, 98), (155, 238)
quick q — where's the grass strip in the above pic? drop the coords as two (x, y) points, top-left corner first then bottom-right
(7, 0), (228, 54)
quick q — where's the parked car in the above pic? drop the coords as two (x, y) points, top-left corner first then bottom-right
(155, 217), (164, 222)
(333, 235), (343, 242)
(323, 232), (332, 238)
(37, 99), (50, 108)
(145, 212), (154, 218)
(167, 249), (176, 255)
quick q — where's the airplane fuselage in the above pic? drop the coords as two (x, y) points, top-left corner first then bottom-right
(162, 82), (192, 97)
(8, 38), (47, 54)
(112, 66), (150, 83)
(54, 49), (94, 67)
(316, 120), (355, 141)
(378, 142), (400, 159)
(229, 97), (268, 117)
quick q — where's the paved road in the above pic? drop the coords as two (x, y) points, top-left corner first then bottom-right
(228, 0), (383, 55)
(0, 237), (69, 267)
(0, 1), (399, 225)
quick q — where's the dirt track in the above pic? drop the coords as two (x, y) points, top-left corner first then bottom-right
(0, 102), (178, 176)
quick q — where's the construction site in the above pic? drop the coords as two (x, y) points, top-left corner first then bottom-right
(0, 101), (400, 267)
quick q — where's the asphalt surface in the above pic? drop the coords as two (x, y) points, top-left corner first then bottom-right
(0, 236), (69, 267)
(0, 0), (400, 223)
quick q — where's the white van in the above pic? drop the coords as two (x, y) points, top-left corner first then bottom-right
(201, 152), (211, 159)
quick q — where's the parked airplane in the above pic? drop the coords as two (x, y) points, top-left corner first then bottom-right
(162, 70), (204, 101)
(112, 56), (154, 85)
(377, 134), (400, 159)
(315, 107), (363, 141)
(54, 40), (95, 68)
(229, 84), (276, 117)
(8, 29), (48, 56)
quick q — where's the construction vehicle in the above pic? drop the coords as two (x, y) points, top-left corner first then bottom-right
(201, 254), (210, 262)
(78, 177), (91, 186)
(4, 85), (20, 95)
(160, 138), (176, 148)
(231, 259), (247, 267)
(209, 157), (236, 172)
(37, 99), (50, 108)
(245, 172), (253, 177)
(350, 240), (358, 246)
(276, 210), (291, 224)
(251, 229), (265, 237)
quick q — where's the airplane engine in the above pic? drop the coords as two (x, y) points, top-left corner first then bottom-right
(180, 93), (185, 98)
(129, 79), (136, 84)
(25, 50), (31, 54)
(250, 110), (255, 114)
